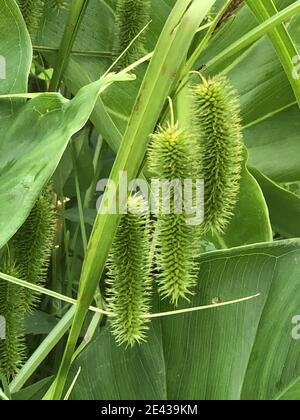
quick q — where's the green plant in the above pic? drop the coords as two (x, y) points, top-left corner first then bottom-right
(192, 75), (244, 234)
(106, 195), (152, 346)
(17, 0), (45, 38)
(0, 258), (26, 377)
(0, 190), (56, 377)
(148, 120), (201, 305)
(1, 0), (300, 402)
(113, 0), (151, 68)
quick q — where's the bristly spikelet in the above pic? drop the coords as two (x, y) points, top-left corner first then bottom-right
(106, 195), (152, 347)
(12, 189), (56, 312)
(148, 123), (201, 306)
(0, 256), (26, 377)
(50, 0), (69, 12)
(17, 0), (46, 39)
(113, 0), (151, 69)
(193, 75), (244, 234)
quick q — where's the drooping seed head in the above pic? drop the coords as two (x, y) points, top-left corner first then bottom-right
(192, 75), (244, 234)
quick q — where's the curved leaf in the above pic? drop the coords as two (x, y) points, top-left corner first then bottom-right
(0, 74), (133, 249)
(69, 239), (300, 400)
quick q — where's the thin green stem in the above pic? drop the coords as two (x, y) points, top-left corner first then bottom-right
(83, 136), (104, 209)
(246, 0), (300, 107)
(49, 0), (90, 91)
(71, 140), (88, 253)
(0, 375), (11, 400)
(183, 0), (233, 76)
(148, 294), (260, 318)
(205, 0), (300, 73)
(34, 45), (112, 58)
(9, 306), (76, 394)
(0, 388), (9, 401)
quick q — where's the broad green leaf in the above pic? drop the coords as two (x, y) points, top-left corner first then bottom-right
(250, 167), (300, 238)
(54, 128), (94, 197)
(69, 239), (300, 400)
(0, 74), (134, 249)
(244, 105), (300, 182)
(25, 311), (58, 336)
(0, 0), (31, 126)
(206, 151), (272, 249)
(220, 158), (273, 248)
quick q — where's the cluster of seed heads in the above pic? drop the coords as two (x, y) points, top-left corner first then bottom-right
(107, 72), (243, 346)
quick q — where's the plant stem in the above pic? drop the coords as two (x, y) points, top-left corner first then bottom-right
(71, 139), (88, 253)
(49, 0), (90, 91)
(9, 306), (76, 394)
(205, 0), (300, 73)
(246, 0), (300, 108)
(34, 45), (112, 58)
(183, 0), (233, 76)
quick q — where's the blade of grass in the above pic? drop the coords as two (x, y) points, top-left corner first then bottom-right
(148, 294), (261, 318)
(246, 0), (300, 107)
(71, 139), (88, 253)
(0, 388), (9, 401)
(48, 0), (217, 400)
(183, 0), (233, 76)
(49, 0), (90, 91)
(205, 0), (300, 73)
(9, 306), (76, 394)
(0, 271), (109, 315)
(33, 45), (112, 58)
(64, 368), (81, 400)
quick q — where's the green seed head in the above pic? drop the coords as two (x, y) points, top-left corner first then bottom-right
(0, 256), (26, 378)
(113, 0), (151, 69)
(148, 124), (201, 306)
(106, 195), (152, 347)
(0, 189), (56, 376)
(12, 189), (57, 311)
(193, 75), (244, 234)
(17, 0), (46, 39)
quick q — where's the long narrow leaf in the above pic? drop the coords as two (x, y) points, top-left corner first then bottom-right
(246, 0), (300, 108)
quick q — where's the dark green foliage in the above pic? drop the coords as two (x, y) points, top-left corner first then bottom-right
(113, 0), (151, 69)
(0, 256), (26, 377)
(193, 75), (244, 234)
(106, 196), (152, 347)
(148, 123), (201, 305)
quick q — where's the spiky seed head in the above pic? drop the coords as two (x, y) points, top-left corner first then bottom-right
(106, 195), (152, 347)
(192, 75), (244, 235)
(17, 0), (46, 39)
(0, 257), (26, 378)
(11, 188), (57, 312)
(148, 123), (201, 306)
(113, 0), (151, 69)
